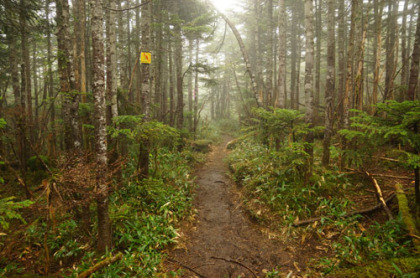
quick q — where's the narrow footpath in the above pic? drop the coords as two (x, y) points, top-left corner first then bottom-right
(165, 137), (293, 278)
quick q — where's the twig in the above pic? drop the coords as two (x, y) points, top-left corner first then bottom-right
(167, 257), (207, 278)
(364, 170), (393, 220)
(210, 256), (257, 278)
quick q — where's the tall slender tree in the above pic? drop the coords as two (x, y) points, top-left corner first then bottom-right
(90, 0), (111, 253)
(304, 0), (315, 176)
(322, 0), (335, 167)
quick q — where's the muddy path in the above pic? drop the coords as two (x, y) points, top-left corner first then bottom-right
(165, 136), (294, 277)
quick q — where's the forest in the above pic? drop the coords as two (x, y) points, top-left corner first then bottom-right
(0, 0), (419, 277)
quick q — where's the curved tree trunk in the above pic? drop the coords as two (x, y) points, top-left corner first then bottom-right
(206, 0), (262, 108)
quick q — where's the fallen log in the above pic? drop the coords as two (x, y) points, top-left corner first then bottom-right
(293, 193), (396, 227)
(78, 252), (122, 278)
(394, 183), (420, 252)
(364, 171), (393, 220)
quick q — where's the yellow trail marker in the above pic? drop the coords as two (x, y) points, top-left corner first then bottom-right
(140, 52), (152, 64)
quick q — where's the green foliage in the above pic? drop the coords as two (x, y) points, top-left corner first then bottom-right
(316, 216), (414, 274)
(0, 197), (33, 230)
(69, 147), (201, 277)
(245, 108), (307, 148)
(228, 140), (346, 222)
(340, 101), (420, 169)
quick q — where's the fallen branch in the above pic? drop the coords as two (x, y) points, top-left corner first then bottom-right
(371, 173), (414, 180)
(78, 252), (122, 278)
(210, 256), (257, 278)
(293, 193), (396, 227)
(167, 257), (207, 278)
(364, 170), (393, 220)
(394, 183), (420, 252)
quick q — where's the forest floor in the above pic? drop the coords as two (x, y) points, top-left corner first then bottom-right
(164, 136), (322, 277)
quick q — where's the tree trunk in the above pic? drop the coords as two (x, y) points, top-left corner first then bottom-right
(188, 40), (193, 131)
(384, 0), (398, 101)
(20, 0), (32, 142)
(139, 0), (152, 178)
(174, 3), (184, 130)
(193, 39), (200, 137)
(314, 0), (321, 123)
(399, 0), (409, 101)
(337, 0), (346, 124)
(106, 0), (118, 125)
(207, 1), (262, 107)
(276, 0), (286, 108)
(322, 0), (335, 167)
(372, 0), (383, 114)
(290, 1), (298, 110)
(354, 2), (369, 112)
(266, 0), (274, 107)
(304, 0), (315, 177)
(407, 4), (420, 101)
(56, 0), (81, 151)
(90, 0), (111, 253)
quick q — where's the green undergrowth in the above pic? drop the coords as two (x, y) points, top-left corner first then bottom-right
(228, 140), (417, 277)
(67, 148), (204, 277)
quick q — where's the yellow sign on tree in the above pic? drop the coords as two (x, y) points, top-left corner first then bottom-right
(140, 52), (152, 64)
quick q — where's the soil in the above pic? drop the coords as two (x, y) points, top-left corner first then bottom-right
(165, 136), (296, 278)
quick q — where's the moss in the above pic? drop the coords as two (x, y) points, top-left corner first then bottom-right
(395, 183), (420, 252)
(332, 257), (420, 277)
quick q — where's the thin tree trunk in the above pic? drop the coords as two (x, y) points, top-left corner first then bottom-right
(266, 0), (274, 107)
(46, 0), (56, 157)
(193, 39), (200, 137)
(341, 0), (359, 169)
(139, 0), (151, 178)
(372, 0), (383, 114)
(322, 0), (335, 167)
(290, 0), (299, 110)
(337, 0), (346, 124)
(207, 1), (262, 107)
(174, 3), (184, 130)
(276, 0), (286, 108)
(304, 0), (315, 177)
(407, 4), (420, 101)
(188, 40), (193, 131)
(20, 0), (32, 141)
(354, 2), (369, 112)
(314, 0), (321, 123)
(169, 38), (175, 127)
(91, 0), (111, 253)
(384, 0), (398, 101)
(400, 0), (409, 101)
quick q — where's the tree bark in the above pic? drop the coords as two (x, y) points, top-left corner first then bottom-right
(399, 0), (410, 101)
(322, 0), (335, 167)
(276, 0), (286, 108)
(174, 3), (184, 130)
(266, 0), (274, 106)
(139, 0), (152, 178)
(304, 0), (315, 177)
(372, 0), (383, 114)
(341, 0), (358, 169)
(56, 0), (81, 151)
(407, 4), (420, 101)
(90, 0), (111, 253)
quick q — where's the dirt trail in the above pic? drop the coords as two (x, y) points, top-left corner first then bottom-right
(165, 137), (293, 277)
